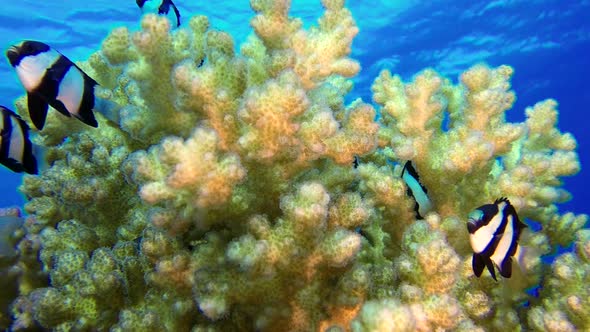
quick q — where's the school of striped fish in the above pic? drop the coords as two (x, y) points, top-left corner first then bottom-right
(0, 0), (527, 282)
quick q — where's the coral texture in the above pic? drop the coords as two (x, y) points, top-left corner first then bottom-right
(2, 0), (588, 331)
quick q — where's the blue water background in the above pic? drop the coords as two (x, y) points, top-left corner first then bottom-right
(0, 0), (587, 215)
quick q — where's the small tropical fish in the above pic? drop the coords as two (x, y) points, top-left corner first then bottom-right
(467, 197), (527, 280)
(401, 161), (433, 219)
(0, 106), (37, 174)
(352, 156), (359, 169)
(136, 0), (181, 27)
(6, 41), (99, 130)
(355, 227), (374, 246)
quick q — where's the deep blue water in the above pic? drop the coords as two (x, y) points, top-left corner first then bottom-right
(0, 0), (587, 216)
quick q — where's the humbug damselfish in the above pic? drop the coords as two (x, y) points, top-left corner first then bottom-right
(467, 197), (527, 281)
(136, 0), (181, 27)
(6, 40), (99, 130)
(0, 105), (37, 174)
(401, 160), (433, 219)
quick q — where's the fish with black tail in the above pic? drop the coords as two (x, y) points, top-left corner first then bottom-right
(352, 156), (359, 169)
(0, 106), (38, 174)
(467, 197), (527, 280)
(6, 41), (99, 130)
(136, 0), (181, 27)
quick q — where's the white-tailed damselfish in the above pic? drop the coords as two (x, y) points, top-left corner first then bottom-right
(6, 40), (99, 130)
(467, 197), (527, 281)
(136, 0), (181, 27)
(0, 106), (37, 174)
(401, 160), (433, 219)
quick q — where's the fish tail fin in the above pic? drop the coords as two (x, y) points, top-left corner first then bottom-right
(513, 244), (529, 274)
(93, 97), (120, 125)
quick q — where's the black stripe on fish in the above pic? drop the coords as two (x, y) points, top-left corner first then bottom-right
(75, 64), (99, 127)
(34, 55), (72, 117)
(0, 110), (12, 160)
(499, 200), (527, 277)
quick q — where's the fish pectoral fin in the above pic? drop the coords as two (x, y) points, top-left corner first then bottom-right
(472, 253), (486, 277)
(27, 93), (49, 130)
(498, 256), (513, 278)
(474, 253), (498, 281)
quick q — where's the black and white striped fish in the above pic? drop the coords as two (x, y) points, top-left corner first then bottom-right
(136, 0), (181, 27)
(6, 40), (99, 130)
(401, 161), (433, 219)
(467, 197), (527, 280)
(0, 106), (37, 174)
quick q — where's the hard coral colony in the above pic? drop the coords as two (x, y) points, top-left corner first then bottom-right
(0, 0), (587, 331)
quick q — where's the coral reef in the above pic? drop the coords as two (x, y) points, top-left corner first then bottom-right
(1, 0), (587, 331)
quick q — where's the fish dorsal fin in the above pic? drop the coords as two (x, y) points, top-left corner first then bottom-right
(494, 197), (509, 205)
